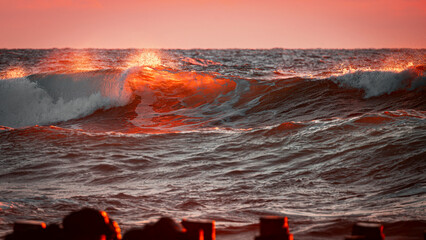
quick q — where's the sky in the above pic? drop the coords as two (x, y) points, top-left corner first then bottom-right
(0, 0), (425, 49)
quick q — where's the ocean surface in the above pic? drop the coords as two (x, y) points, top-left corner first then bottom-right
(0, 49), (425, 239)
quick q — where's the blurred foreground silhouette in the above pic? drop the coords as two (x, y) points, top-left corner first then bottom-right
(4, 208), (424, 240)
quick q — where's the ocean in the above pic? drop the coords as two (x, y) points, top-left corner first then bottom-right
(0, 48), (425, 239)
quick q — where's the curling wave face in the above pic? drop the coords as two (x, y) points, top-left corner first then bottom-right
(0, 70), (132, 128)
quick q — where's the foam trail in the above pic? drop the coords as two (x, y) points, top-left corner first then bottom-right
(332, 68), (425, 98)
(0, 70), (132, 128)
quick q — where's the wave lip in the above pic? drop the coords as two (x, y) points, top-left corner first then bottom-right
(331, 66), (425, 98)
(0, 70), (132, 128)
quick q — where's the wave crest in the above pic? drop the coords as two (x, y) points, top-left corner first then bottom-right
(332, 66), (425, 98)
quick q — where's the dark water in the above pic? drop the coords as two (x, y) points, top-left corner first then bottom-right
(0, 49), (425, 239)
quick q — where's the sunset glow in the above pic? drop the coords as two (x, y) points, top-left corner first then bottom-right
(127, 69), (236, 111)
(68, 52), (98, 72)
(120, 64), (237, 131)
(2, 67), (27, 79)
(126, 51), (163, 68)
(338, 61), (416, 75)
(0, 0), (424, 48)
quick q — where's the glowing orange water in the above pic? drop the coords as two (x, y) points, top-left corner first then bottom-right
(69, 52), (98, 72)
(2, 66), (27, 79)
(125, 66), (236, 130)
(337, 61), (415, 75)
(42, 50), (98, 73)
(126, 50), (163, 68)
(128, 68), (236, 110)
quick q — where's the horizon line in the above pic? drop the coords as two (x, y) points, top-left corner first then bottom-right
(1, 47), (425, 50)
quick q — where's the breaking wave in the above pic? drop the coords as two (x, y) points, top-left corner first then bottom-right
(331, 66), (425, 98)
(0, 65), (424, 130)
(0, 70), (132, 128)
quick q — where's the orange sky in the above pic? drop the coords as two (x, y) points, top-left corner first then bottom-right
(0, 0), (425, 48)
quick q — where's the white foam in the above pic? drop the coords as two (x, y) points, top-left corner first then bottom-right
(332, 68), (424, 98)
(0, 71), (133, 128)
